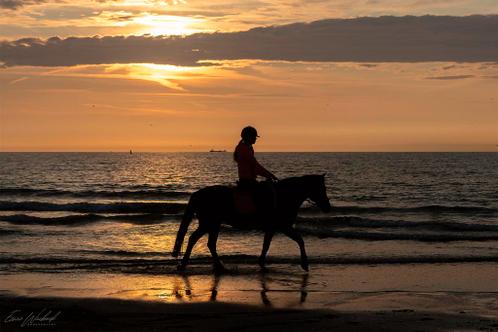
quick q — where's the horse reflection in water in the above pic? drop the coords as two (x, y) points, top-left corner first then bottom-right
(172, 175), (331, 272)
(259, 273), (309, 307)
(170, 274), (221, 303)
(170, 273), (309, 307)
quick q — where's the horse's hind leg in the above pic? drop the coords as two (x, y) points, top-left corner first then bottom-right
(178, 227), (206, 271)
(258, 230), (274, 270)
(207, 226), (225, 272)
(282, 227), (309, 272)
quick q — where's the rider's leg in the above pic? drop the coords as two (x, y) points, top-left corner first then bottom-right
(281, 227), (309, 272)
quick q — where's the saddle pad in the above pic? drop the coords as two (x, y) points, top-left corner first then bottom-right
(233, 188), (257, 215)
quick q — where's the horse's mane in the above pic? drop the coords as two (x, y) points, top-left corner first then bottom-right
(276, 175), (325, 195)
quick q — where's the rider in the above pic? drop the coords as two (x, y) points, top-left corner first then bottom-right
(234, 126), (278, 214)
(234, 126), (278, 184)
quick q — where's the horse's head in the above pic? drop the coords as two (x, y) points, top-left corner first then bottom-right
(307, 174), (332, 213)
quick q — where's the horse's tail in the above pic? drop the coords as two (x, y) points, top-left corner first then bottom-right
(171, 192), (197, 257)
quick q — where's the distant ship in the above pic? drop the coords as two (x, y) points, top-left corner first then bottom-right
(130, 149), (133, 155)
(209, 149), (227, 153)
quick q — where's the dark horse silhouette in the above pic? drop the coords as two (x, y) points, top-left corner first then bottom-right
(172, 175), (331, 271)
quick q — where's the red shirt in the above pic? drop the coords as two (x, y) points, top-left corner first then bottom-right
(235, 142), (272, 180)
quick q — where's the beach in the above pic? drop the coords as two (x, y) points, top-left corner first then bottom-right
(1, 295), (497, 331)
(1, 263), (498, 331)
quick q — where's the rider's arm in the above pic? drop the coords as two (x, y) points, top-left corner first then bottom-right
(237, 144), (277, 180)
(254, 160), (277, 180)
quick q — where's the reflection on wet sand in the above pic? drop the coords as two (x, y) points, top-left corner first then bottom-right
(170, 272), (309, 307)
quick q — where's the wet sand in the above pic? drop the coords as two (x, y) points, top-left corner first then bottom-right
(1, 295), (498, 331)
(1, 263), (498, 331)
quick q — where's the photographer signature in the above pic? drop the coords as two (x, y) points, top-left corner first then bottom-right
(3, 308), (61, 327)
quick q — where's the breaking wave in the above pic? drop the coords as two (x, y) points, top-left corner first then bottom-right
(2, 213), (498, 243)
(0, 201), (186, 214)
(0, 188), (191, 199)
(0, 213), (182, 225)
(296, 216), (498, 232)
(329, 205), (498, 215)
(2, 254), (498, 274)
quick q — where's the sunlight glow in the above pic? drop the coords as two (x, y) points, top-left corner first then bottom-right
(37, 63), (211, 91)
(132, 14), (204, 36)
(105, 63), (208, 90)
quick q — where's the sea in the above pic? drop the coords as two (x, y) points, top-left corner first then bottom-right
(1, 152), (498, 279)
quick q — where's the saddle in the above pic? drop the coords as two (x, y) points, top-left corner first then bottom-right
(232, 181), (276, 222)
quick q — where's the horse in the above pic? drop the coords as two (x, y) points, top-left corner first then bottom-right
(171, 174), (332, 272)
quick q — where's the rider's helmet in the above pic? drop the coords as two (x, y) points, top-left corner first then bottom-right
(241, 126), (259, 141)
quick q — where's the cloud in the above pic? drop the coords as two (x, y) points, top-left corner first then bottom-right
(8, 76), (28, 84)
(441, 64), (456, 70)
(0, 0), (188, 10)
(1, 15), (497, 67)
(359, 64), (378, 68)
(0, 0), (46, 10)
(425, 74), (475, 80)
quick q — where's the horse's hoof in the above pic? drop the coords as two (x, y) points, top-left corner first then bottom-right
(171, 250), (179, 258)
(258, 257), (266, 269)
(301, 262), (309, 272)
(210, 290), (218, 301)
(177, 264), (186, 271)
(300, 291), (308, 303)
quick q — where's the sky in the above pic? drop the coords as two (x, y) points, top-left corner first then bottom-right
(0, 0), (497, 152)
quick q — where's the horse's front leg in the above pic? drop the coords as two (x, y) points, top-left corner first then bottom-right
(259, 230), (274, 270)
(281, 227), (309, 272)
